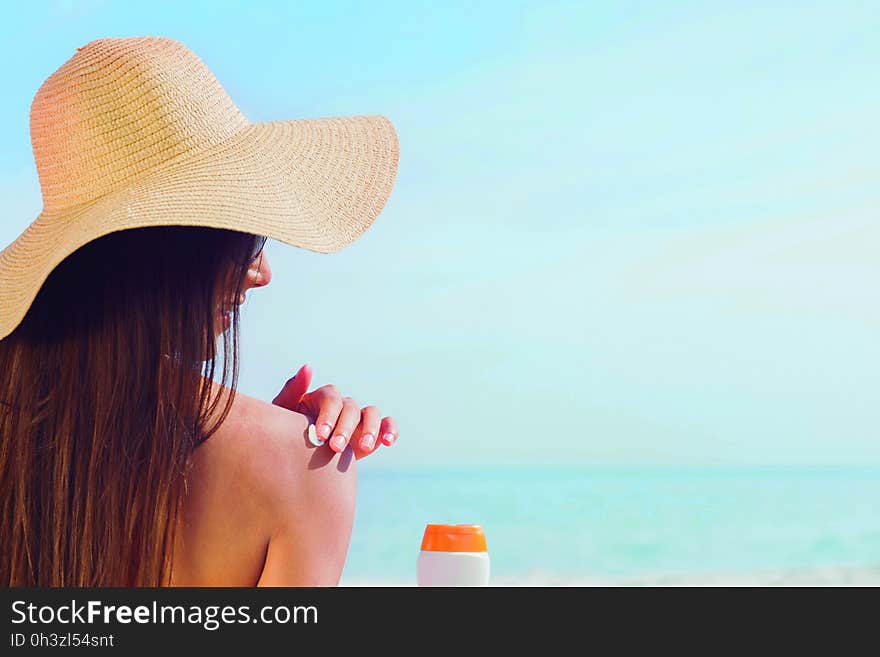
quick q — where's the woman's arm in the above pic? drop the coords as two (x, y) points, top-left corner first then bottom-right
(175, 383), (357, 586)
(251, 404), (358, 586)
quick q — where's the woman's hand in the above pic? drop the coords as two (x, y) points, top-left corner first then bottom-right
(271, 364), (399, 460)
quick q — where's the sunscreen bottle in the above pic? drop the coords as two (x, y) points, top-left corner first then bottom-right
(417, 524), (490, 586)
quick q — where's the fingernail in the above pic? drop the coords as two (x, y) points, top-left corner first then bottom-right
(332, 435), (347, 451)
(318, 423), (332, 439)
(360, 433), (375, 450)
(307, 424), (325, 447)
(382, 432), (395, 446)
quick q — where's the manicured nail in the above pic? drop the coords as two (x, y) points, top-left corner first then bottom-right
(307, 424), (325, 447)
(318, 423), (332, 439)
(382, 432), (395, 446)
(332, 435), (347, 451)
(360, 433), (375, 450)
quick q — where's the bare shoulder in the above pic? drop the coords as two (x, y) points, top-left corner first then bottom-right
(196, 385), (315, 492)
(171, 381), (357, 587)
(202, 384), (357, 509)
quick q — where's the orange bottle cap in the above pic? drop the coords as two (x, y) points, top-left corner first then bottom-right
(420, 524), (488, 552)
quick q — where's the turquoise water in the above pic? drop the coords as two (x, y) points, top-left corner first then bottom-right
(340, 466), (880, 586)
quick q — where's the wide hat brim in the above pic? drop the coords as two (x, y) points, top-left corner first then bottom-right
(0, 113), (399, 340)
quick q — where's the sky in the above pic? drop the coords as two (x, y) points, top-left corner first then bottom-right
(1, 1), (878, 467)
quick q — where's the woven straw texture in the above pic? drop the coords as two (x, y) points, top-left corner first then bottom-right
(0, 36), (399, 340)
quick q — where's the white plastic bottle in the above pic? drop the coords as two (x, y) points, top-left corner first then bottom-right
(417, 524), (490, 587)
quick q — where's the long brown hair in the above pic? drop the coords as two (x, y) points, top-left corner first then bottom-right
(0, 225), (261, 586)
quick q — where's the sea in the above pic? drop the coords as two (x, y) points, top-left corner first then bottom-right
(339, 465), (880, 586)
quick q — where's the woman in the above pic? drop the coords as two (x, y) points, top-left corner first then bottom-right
(0, 36), (400, 586)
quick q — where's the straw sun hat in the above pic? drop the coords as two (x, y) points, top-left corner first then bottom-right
(0, 36), (400, 340)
